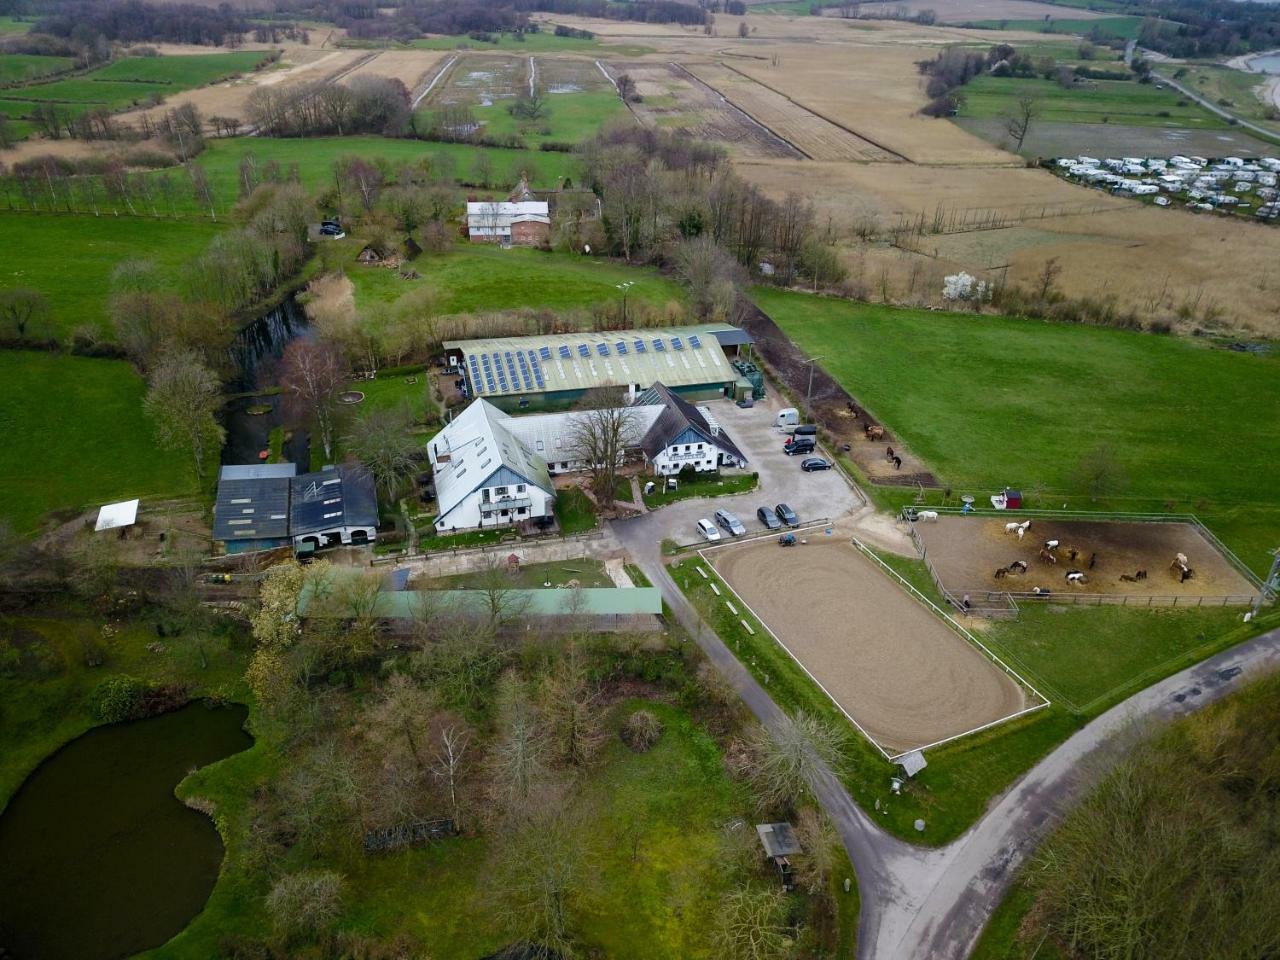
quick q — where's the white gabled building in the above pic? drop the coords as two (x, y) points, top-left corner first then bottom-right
(428, 400), (556, 533)
(635, 383), (748, 476)
(503, 405), (664, 475)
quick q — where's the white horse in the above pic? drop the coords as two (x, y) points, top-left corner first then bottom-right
(1065, 570), (1087, 584)
(917, 510), (939, 521)
(1045, 539), (1060, 551)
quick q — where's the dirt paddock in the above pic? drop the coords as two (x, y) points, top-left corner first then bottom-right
(709, 536), (1028, 754)
(914, 516), (1258, 601)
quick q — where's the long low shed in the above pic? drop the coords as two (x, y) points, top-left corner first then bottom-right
(442, 324), (750, 410)
(300, 586), (663, 629)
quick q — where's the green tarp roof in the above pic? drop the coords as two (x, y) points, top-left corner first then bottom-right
(300, 585), (662, 619)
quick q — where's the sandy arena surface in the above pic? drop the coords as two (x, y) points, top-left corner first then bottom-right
(711, 536), (1027, 753)
(914, 516), (1258, 600)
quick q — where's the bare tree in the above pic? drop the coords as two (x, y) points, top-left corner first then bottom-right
(675, 235), (746, 320)
(475, 554), (531, 630)
(279, 339), (346, 462)
(0, 288), (50, 339)
(430, 719), (472, 830)
(1036, 255), (1062, 301)
(486, 671), (550, 816)
(143, 348), (224, 479)
(712, 886), (794, 960)
(793, 807), (839, 896)
(746, 711), (846, 811)
(539, 646), (604, 767)
(615, 73), (637, 102)
(1005, 94), (1039, 153)
(1075, 443), (1127, 501)
(567, 387), (639, 510)
(342, 404), (419, 504)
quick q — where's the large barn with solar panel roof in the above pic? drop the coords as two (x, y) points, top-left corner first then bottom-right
(441, 323), (752, 412)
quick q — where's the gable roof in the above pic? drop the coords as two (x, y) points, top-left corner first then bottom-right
(214, 470), (294, 542)
(443, 326), (733, 400)
(290, 464), (379, 536)
(635, 383), (747, 465)
(428, 400), (554, 521)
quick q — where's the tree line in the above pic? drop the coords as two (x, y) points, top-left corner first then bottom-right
(576, 125), (847, 317)
(33, 0), (249, 46)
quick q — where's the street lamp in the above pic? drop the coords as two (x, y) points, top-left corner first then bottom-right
(802, 355), (824, 416)
(616, 281), (635, 326)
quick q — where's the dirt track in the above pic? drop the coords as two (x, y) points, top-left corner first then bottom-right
(712, 536), (1026, 752)
(915, 516), (1259, 600)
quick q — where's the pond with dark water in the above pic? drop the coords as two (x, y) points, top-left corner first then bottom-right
(0, 703), (253, 960)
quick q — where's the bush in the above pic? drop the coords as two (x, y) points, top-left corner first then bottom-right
(91, 675), (148, 722)
(621, 708), (664, 751)
(266, 870), (345, 944)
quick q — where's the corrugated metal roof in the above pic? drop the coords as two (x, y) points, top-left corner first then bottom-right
(300, 586), (663, 618)
(219, 464), (297, 481)
(443, 326), (734, 399)
(428, 400), (554, 523)
(290, 464), (378, 535)
(503, 405), (664, 462)
(214, 476), (291, 541)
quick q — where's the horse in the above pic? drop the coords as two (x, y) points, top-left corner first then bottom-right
(994, 567), (1009, 580)
(1065, 570), (1087, 584)
(1119, 574), (1138, 583)
(1180, 567), (1194, 583)
(1044, 539), (1060, 552)
(865, 424), (885, 441)
(1088, 552), (1098, 570)
(1008, 560), (1028, 573)
(1005, 522), (1020, 534)
(886, 446), (895, 461)
(916, 510), (938, 521)
(1065, 547), (1079, 563)
(1039, 548), (1057, 564)
(892, 456), (902, 470)
(1136, 569), (1146, 580)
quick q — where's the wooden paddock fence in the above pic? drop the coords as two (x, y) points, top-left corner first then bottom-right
(902, 520), (1020, 621)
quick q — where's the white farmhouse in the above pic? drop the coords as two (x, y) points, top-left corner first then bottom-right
(635, 383), (748, 476)
(428, 400), (556, 533)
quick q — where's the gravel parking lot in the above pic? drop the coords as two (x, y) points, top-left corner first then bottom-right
(613, 392), (862, 556)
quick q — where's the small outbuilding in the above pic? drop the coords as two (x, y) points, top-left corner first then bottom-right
(756, 822), (802, 891)
(991, 488), (1023, 510)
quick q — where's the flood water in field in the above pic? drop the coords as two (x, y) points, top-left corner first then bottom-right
(1248, 51), (1280, 74)
(0, 703), (253, 960)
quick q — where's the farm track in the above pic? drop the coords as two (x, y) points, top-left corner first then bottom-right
(667, 62), (805, 160)
(686, 60), (903, 163)
(411, 54), (457, 108)
(714, 59), (913, 163)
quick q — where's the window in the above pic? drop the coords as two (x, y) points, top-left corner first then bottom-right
(684, 444), (692, 452)
(536, 440), (544, 451)
(517, 484), (526, 493)
(494, 486), (508, 496)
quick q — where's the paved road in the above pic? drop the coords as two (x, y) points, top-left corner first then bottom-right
(613, 407), (1280, 958)
(1146, 61), (1280, 146)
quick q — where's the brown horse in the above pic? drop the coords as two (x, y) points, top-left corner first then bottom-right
(1039, 548), (1057, 565)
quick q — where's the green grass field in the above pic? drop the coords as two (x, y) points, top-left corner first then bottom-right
(0, 51), (269, 136)
(1178, 63), (1280, 131)
(407, 31), (653, 57)
(0, 213), (223, 338)
(0, 16), (33, 34)
(433, 557), (613, 589)
(0, 352), (199, 532)
(456, 89), (628, 148)
(347, 242), (683, 316)
(753, 291), (1280, 573)
(0, 53), (74, 84)
(965, 15), (1149, 39)
(957, 74), (1226, 127)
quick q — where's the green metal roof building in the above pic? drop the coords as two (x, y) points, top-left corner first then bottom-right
(442, 323), (752, 411)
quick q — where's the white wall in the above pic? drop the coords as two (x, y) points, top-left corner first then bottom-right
(435, 485), (555, 533)
(650, 440), (718, 475)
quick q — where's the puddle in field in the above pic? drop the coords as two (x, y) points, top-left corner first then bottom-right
(548, 83), (582, 94)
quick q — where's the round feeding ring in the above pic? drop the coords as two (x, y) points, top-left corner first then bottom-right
(339, 391), (365, 404)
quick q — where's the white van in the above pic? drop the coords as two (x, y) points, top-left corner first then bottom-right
(775, 407), (800, 428)
(696, 518), (721, 542)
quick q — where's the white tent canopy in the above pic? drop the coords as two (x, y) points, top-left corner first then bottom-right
(95, 499), (139, 532)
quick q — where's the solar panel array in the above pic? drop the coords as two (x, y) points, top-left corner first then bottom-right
(465, 331), (720, 396)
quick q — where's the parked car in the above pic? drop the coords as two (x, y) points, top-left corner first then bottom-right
(736, 397), (754, 408)
(774, 503), (799, 527)
(801, 457), (832, 472)
(319, 220), (346, 238)
(785, 440), (816, 456)
(696, 518), (721, 542)
(715, 509), (747, 537)
(757, 506), (782, 530)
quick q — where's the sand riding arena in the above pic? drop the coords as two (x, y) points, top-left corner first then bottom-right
(910, 515), (1261, 607)
(707, 534), (1043, 757)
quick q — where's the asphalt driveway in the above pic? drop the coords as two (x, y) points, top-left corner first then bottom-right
(615, 392), (862, 559)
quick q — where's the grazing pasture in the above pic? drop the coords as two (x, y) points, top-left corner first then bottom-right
(964, 15), (1150, 38)
(0, 212), (223, 338)
(0, 352), (197, 532)
(0, 50), (269, 123)
(957, 76), (1228, 129)
(0, 54), (74, 84)
(753, 290), (1280, 572)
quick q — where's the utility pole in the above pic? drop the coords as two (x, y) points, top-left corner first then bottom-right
(802, 355), (824, 417)
(616, 281), (635, 326)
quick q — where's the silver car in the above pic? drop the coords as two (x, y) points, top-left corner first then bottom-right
(714, 508), (746, 537)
